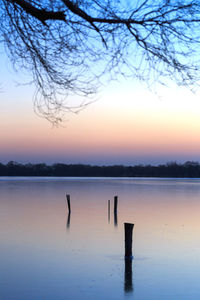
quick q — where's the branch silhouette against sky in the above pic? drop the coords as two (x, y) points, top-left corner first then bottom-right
(1, 0), (200, 123)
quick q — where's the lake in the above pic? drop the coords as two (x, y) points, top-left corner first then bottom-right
(1, 177), (200, 299)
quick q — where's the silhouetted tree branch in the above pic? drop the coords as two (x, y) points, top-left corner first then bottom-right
(1, 1), (200, 123)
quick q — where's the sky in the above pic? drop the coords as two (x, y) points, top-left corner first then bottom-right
(1, 49), (200, 166)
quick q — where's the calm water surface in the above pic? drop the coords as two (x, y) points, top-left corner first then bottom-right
(1, 177), (200, 299)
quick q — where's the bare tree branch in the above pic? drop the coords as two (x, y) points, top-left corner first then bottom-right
(7, 0), (66, 22)
(1, 0), (200, 124)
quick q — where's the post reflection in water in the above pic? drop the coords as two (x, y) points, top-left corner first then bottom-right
(66, 212), (71, 230)
(124, 258), (133, 294)
(108, 200), (110, 223)
(114, 210), (118, 227)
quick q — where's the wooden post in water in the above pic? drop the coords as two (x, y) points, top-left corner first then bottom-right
(114, 196), (118, 214)
(108, 200), (110, 223)
(114, 196), (118, 227)
(124, 223), (134, 258)
(66, 194), (71, 214)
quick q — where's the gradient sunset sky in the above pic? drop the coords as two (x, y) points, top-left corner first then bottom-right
(1, 50), (200, 166)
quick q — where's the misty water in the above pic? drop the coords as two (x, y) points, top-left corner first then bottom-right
(1, 177), (200, 299)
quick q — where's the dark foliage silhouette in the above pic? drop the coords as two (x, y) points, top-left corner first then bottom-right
(1, 161), (200, 177)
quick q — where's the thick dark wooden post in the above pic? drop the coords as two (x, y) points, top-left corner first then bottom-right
(66, 194), (71, 214)
(124, 223), (134, 258)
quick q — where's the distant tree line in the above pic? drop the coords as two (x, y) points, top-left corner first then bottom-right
(1, 161), (200, 177)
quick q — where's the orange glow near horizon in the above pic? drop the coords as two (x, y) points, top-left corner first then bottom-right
(1, 82), (200, 164)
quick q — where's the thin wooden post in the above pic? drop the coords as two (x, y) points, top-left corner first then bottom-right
(114, 196), (118, 227)
(66, 194), (71, 214)
(124, 223), (134, 258)
(108, 200), (110, 223)
(114, 196), (118, 214)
